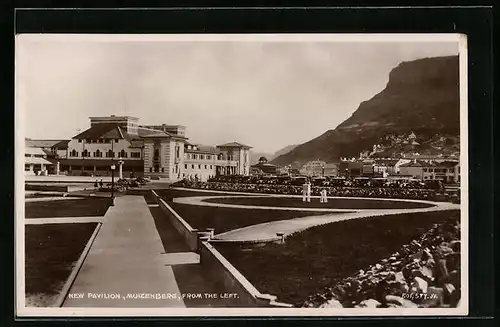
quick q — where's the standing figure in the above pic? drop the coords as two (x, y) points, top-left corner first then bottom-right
(320, 188), (328, 203)
(303, 180), (311, 202)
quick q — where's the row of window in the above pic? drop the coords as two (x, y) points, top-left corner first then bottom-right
(423, 168), (454, 173)
(185, 153), (237, 161)
(25, 154), (45, 158)
(185, 164), (213, 170)
(69, 149), (140, 158)
(78, 139), (120, 144)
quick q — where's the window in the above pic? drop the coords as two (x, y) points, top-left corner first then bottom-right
(82, 149), (90, 157)
(150, 168), (153, 172)
(193, 154), (197, 160)
(25, 164), (30, 171)
(198, 165), (201, 169)
(200, 155), (204, 160)
(78, 139), (82, 143)
(423, 168), (427, 172)
(162, 168), (164, 173)
(95, 149), (102, 157)
(192, 164), (194, 169)
(176, 146), (180, 158)
(25, 154), (30, 157)
(210, 165), (213, 169)
(70, 149), (78, 157)
(185, 164), (187, 169)
(106, 150), (114, 158)
(205, 165), (207, 169)
(131, 152), (140, 158)
(119, 150), (127, 158)
(115, 139), (119, 143)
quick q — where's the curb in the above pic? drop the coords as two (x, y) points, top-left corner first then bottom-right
(53, 222), (103, 307)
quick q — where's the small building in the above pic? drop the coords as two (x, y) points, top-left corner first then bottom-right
(24, 147), (53, 175)
(299, 160), (338, 177)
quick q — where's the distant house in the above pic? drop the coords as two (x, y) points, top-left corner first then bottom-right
(251, 162), (277, 175)
(299, 160), (339, 177)
(339, 160), (363, 178)
(399, 159), (459, 183)
(373, 159), (400, 177)
(25, 147), (53, 175)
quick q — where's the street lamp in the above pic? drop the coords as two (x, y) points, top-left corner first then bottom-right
(322, 164), (325, 177)
(110, 163), (116, 206)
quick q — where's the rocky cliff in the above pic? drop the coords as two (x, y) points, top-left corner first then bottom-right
(271, 56), (460, 167)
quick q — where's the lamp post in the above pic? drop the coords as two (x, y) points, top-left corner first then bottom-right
(110, 163), (116, 205)
(322, 164), (325, 177)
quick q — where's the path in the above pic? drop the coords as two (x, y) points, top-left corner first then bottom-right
(213, 202), (460, 242)
(63, 195), (186, 307)
(25, 216), (104, 225)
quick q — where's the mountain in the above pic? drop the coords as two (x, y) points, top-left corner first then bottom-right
(250, 144), (298, 165)
(273, 144), (299, 158)
(271, 55), (460, 167)
(249, 151), (273, 165)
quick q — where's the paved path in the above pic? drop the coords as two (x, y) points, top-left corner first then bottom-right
(25, 216), (104, 225)
(25, 196), (86, 203)
(213, 201), (460, 242)
(63, 195), (186, 307)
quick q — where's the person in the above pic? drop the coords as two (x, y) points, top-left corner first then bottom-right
(320, 188), (328, 203)
(99, 179), (104, 188)
(94, 180), (98, 190)
(302, 179), (311, 202)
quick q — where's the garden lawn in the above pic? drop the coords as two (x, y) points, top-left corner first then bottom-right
(25, 198), (112, 218)
(169, 202), (338, 234)
(25, 223), (98, 306)
(155, 189), (230, 201)
(216, 209), (460, 306)
(204, 196), (433, 209)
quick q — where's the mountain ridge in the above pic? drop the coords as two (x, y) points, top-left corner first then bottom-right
(271, 55), (460, 167)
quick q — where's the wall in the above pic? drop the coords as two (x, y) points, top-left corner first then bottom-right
(67, 139), (141, 160)
(151, 190), (198, 251)
(199, 242), (293, 308)
(399, 166), (424, 179)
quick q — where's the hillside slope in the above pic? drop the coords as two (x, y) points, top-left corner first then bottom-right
(271, 56), (460, 167)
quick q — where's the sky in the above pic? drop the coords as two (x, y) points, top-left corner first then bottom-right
(17, 35), (459, 153)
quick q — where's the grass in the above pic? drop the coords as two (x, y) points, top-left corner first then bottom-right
(216, 209), (460, 306)
(169, 203), (339, 234)
(25, 198), (112, 218)
(204, 196), (433, 209)
(25, 223), (98, 300)
(155, 189), (228, 201)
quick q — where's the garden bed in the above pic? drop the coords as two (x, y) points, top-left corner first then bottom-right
(168, 202), (338, 234)
(204, 196), (433, 209)
(216, 210), (460, 306)
(25, 198), (112, 218)
(25, 223), (98, 307)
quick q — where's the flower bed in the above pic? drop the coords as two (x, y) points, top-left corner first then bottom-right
(171, 180), (441, 201)
(302, 216), (461, 308)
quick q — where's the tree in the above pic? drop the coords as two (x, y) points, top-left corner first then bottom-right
(258, 156), (268, 164)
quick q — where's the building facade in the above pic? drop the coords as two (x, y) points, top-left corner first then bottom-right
(26, 115), (251, 181)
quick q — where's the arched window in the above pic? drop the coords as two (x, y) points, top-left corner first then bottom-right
(82, 149), (89, 157)
(120, 149), (127, 158)
(70, 149), (78, 157)
(107, 150), (114, 158)
(95, 149), (102, 158)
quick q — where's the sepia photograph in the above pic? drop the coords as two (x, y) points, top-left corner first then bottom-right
(15, 33), (467, 316)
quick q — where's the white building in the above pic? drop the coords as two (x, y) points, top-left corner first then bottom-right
(27, 115), (251, 181)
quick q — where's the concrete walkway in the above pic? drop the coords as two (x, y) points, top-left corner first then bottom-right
(214, 202), (460, 242)
(63, 195), (186, 307)
(25, 216), (104, 225)
(25, 196), (86, 203)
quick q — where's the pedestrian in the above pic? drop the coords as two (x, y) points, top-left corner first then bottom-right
(320, 188), (328, 203)
(94, 180), (98, 190)
(99, 179), (103, 188)
(302, 179), (311, 202)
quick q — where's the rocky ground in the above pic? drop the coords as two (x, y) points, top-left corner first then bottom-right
(301, 216), (461, 308)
